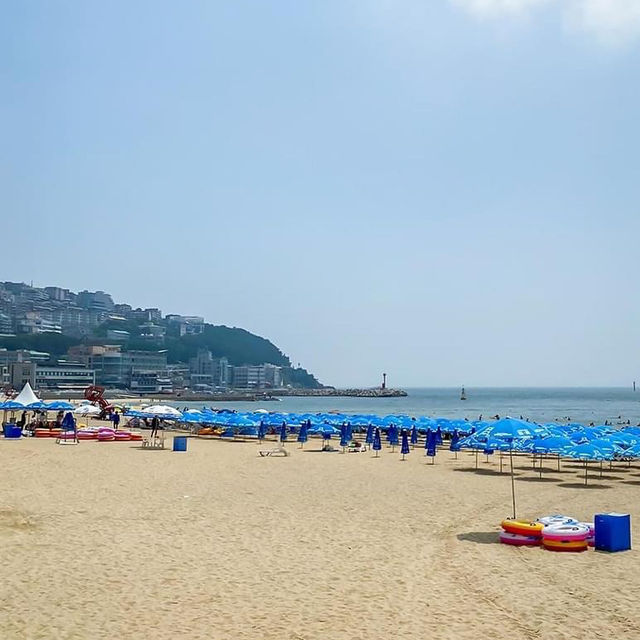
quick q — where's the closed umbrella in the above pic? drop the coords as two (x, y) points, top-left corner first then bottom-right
(388, 425), (399, 452)
(401, 430), (410, 461)
(279, 421), (287, 444)
(297, 420), (308, 448)
(365, 424), (374, 449)
(410, 425), (418, 448)
(257, 420), (267, 442)
(373, 428), (382, 458)
(450, 430), (461, 459)
(340, 423), (349, 451)
(426, 430), (437, 464)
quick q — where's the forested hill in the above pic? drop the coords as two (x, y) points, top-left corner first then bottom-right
(0, 323), (321, 388)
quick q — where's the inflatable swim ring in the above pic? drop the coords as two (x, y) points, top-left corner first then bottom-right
(542, 524), (590, 542)
(35, 429), (50, 438)
(543, 538), (588, 552)
(579, 522), (595, 546)
(537, 515), (578, 527)
(501, 520), (544, 537)
(499, 531), (542, 546)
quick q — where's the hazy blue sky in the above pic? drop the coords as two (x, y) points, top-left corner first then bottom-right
(2, 1), (640, 387)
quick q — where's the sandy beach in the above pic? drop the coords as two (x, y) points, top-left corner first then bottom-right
(1, 435), (638, 639)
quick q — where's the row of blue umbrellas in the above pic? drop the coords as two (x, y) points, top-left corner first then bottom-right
(0, 399), (75, 411)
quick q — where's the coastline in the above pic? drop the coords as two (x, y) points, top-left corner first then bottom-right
(40, 387), (408, 402)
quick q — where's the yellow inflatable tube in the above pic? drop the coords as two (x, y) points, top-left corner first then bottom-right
(501, 519), (544, 537)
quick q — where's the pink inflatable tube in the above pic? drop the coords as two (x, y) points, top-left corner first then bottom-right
(542, 524), (590, 542)
(499, 531), (541, 546)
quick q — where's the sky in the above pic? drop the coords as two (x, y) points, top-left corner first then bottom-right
(2, 1), (640, 388)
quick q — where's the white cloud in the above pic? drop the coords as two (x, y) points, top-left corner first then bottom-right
(450, 0), (553, 18)
(569, 0), (640, 45)
(451, 0), (640, 45)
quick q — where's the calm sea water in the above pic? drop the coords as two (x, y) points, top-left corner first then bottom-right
(176, 388), (640, 425)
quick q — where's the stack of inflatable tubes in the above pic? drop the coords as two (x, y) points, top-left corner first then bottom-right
(500, 519), (544, 546)
(542, 524), (590, 552)
(57, 431), (77, 440)
(130, 433), (143, 442)
(537, 514), (579, 527)
(114, 431), (131, 441)
(77, 430), (98, 440)
(579, 522), (595, 547)
(97, 429), (115, 442)
(35, 429), (51, 438)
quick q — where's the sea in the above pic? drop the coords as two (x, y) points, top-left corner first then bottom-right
(177, 387), (640, 426)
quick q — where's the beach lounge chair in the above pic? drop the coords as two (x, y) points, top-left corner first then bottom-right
(258, 445), (289, 457)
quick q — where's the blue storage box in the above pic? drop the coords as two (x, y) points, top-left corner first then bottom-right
(3, 424), (22, 439)
(172, 436), (187, 452)
(594, 513), (631, 552)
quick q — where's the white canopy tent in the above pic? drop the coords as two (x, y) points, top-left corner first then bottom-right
(12, 382), (41, 407)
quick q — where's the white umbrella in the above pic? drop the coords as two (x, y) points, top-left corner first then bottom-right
(74, 404), (102, 416)
(141, 405), (182, 419)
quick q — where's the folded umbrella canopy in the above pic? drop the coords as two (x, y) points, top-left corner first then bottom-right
(372, 427), (382, 457)
(297, 420), (308, 447)
(401, 430), (410, 461)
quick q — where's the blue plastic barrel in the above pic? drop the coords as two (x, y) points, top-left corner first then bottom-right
(173, 436), (187, 452)
(3, 424), (22, 439)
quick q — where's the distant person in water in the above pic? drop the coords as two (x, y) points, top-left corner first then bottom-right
(494, 414), (500, 420)
(478, 414), (482, 421)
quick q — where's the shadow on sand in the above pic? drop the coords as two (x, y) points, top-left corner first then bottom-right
(453, 467), (518, 477)
(516, 476), (559, 483)
(456, 531), (499, 545)
(557, 482), (611, 490)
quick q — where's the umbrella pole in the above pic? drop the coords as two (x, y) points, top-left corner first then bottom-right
(585, 461), (588, 486)
(475, 449), (478, 469)
(557, 454), (560, 472)
(500, 451), (503, 474)
(600, 461), (603, 478)
(539, 456), (543, 479)
(510, 446), (516, 519)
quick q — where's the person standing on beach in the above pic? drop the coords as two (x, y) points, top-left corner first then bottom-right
(113, 411), (120, 431)
(151, 416), (159, 439)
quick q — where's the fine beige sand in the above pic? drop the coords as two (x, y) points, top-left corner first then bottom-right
(1, 435), (638, 639)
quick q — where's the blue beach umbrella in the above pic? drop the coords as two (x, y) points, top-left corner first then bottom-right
(450, 430), (461, 457)
(388, 425), (399, 451)
(401, 430), (410, 461)
(373, 428), (382, 458)
(475, 417), (540, 518)
(46, 401), (75, 411)
(426, 430), (437, 464)
(566, 442), (614, 485)
(365, 424), (374, 448)
(297, 420), (308, 447)
(410, 425), (418, 447)
(340, 423), (349, 450)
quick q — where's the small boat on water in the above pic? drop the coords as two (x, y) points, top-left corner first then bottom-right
(460, 386), (467, 401)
